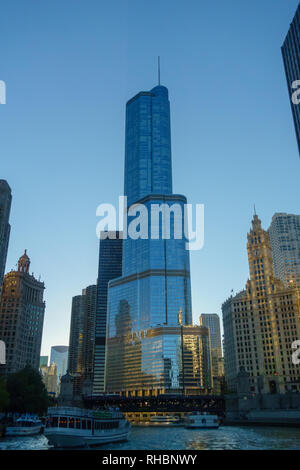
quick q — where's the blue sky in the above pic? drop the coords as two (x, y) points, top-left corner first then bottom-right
(1, 0), (299, 357)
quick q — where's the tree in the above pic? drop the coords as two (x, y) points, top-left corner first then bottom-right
(0, 377), (9, 412)
(7, 365), (49, 415)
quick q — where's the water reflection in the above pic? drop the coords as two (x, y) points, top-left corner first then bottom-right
(0, 426), (300, 450)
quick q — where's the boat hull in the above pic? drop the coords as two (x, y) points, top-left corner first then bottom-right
(5, 425), (42, 437)
(185, 424), (219, 429)
(44, 428), (130, 448)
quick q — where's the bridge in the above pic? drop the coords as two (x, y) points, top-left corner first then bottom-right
(83, 394), (225, 415)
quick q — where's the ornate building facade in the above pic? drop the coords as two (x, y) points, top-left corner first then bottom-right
(222, 214), (300, 394)
(0, 251), (45, 374)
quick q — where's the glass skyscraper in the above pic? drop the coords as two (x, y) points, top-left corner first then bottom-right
(282, 2), (300, 156)
(50, 345), (68, 392)
(0, 180), (12, 295)
(268, 212), (300, 287)
(105, 84), (201, 396)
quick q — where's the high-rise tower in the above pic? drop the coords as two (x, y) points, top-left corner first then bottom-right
(68, 285), (96, 377)
(93, 232), (123, 394)
(200, 313), (223, 391)
(268, 213), (300, 287)
(105, 83), (199, 396)
(282, 3), (300, 156)
(0, 180), (12, 294)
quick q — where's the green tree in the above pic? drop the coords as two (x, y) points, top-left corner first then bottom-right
(7, 365), (49, 415)
(0, 377), (9, 412)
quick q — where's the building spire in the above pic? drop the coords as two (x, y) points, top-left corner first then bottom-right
(18, 249), (30, 273)
(158, 56), (160, 85)
(254, 203), (256, 216)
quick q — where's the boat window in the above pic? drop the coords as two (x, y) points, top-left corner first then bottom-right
(202, 419), (206, 424)
(69, 417), (74, 428)
(76, 418), (81, 429)
(47, 417), (58, 428)
(82, 420), (86, 430)
(95, 420), (119, 430)
(59, 417), (68, 428)
(87, 420), (91, 430)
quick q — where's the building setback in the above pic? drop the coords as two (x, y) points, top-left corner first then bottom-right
(281, 2), (300, 156)
(93, 232), (122, 394)
(0, 180), (12, 295)
(222, 214), (300, 394)
(0, 251), (45, 374)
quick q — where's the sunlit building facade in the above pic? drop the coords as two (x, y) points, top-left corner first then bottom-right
(0, 251), (45, 374)
(105, 84), (209, 396)
(41, 362), (58, 396)
(105, 324), (212, 396)
(222, 214), (300, 394)
(50, 345), (68, 393)
(200, 313), (224, 393)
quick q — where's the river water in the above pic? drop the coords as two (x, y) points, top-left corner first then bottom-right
(0, 426), (300, 450)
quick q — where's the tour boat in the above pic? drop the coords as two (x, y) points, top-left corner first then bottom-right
(44, 406), (130, 448)
(184, 412), (219, 429)
(149, 415), (181, 425)
(5, 415), (43, 437)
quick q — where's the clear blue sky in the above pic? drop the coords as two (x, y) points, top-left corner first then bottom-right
(1, 0), (299, 357)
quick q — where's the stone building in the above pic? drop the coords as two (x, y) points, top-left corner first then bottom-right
(222, 214), (300, 394)
(0, 251), (45, 374)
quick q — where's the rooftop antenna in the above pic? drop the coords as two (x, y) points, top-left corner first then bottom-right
(158, 56), (161, 85)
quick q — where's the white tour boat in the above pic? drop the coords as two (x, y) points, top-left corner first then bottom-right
(5, 415), (43, 437)
(149, 415), (181, 426)
(184, 412), (219, 429)
(44, 406), (130, 448)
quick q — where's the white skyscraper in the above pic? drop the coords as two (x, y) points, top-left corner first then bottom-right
(268, 213), (300, 286)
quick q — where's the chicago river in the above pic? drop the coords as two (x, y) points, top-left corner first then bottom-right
(0, 426), (300, 450)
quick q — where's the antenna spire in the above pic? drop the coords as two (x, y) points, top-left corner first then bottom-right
(254, 204), (257, 216)
(158, 56), (161, 85)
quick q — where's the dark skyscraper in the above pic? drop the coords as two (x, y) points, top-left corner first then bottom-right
(0, 180), (12, 294)
(81, 285), (97, 379)
(68, 294), (84, 375)
(0, 251), (45, 374)
(282, 2), (300, 156)
(93, 232), (123, 394)
(68, 285), (96, 377)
